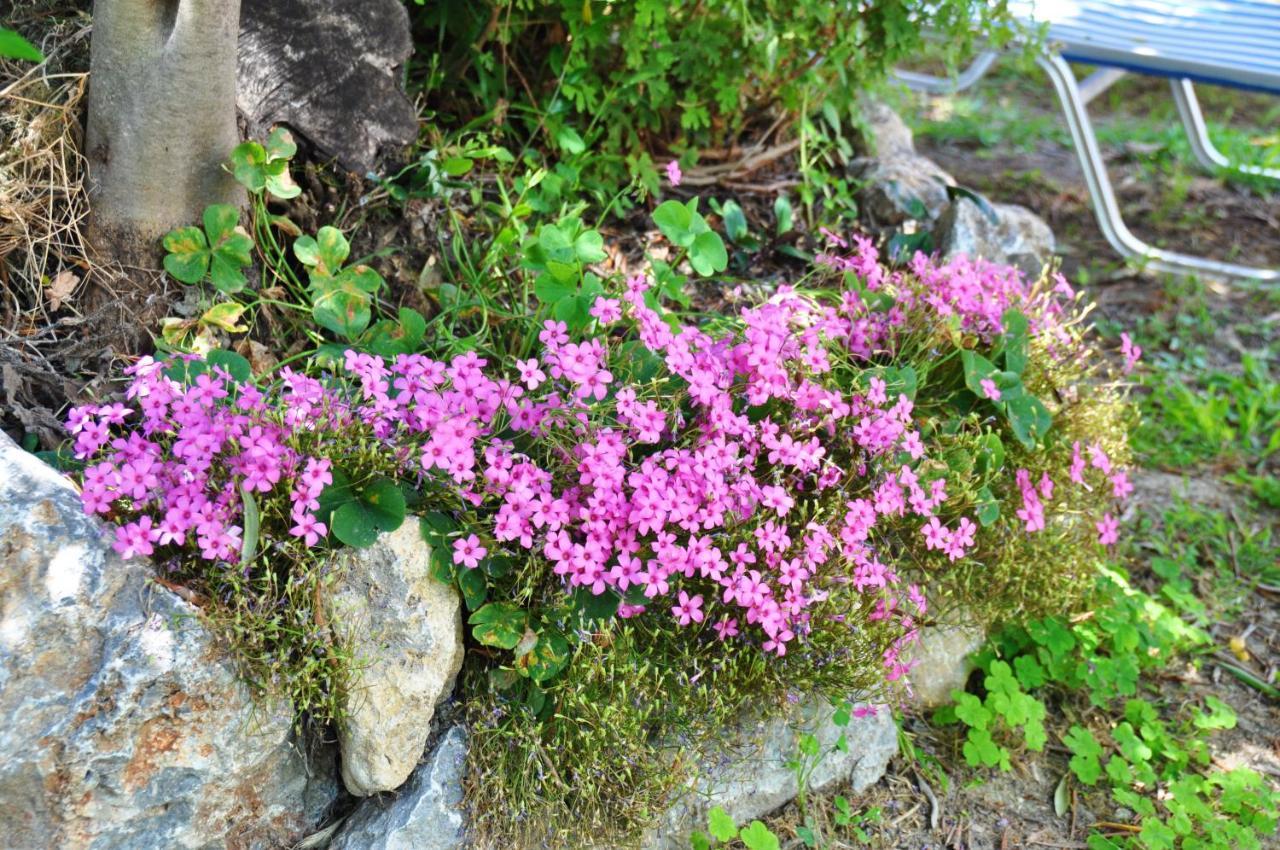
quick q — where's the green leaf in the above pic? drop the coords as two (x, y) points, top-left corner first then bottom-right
(293, 235), (321, 267)
(442, 156), (474, 176)
(690, 832), (712, 850)
(469, 603), (527, 649)
(206, 349), (252, 383)
(264, 126), (297, 162)
(962, 727), (1008, 769)
(514, 628), (570, 682)
(162, 226), (210, 283)
(774, 194), (794, 235)
(720, 199), (748, 244)
(428, 546), (456, 585)
(419, 512), (456, 546)
(239, 485), (260, 565)
(312, 277), (373, 339)
(315, 226), (351, 275)
(230, 141), (269, 192)
(555, 125), (586, 155)
(332, 501), (380, 548)
(976, 486), (1000, 526)
(653, 199), (697, 247)
(738, 820), (780, 850)
(953, 692), (991, 730)
(360, 477), (407, 531)
(458, 567), (487, 611)
(707, 807), (737, 842)
(571, 587), (620, 624)
(1193, 695), (1237, 730)
(960, 349), (999, 397)
(1063, 725), (1103, 785)
(688, 230), (728, 277)
(534, 273), (577, 307)
(0, 28), (44, 62)
(1005, 394), (1053, 449)
(999, 309), (1030, 375)
(574, 230), (607, 264)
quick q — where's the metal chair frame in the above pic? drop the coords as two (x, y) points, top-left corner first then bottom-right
(894, 51), (1280, 284)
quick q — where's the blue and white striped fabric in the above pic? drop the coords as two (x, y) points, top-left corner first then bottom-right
(1009, 0), (1280, 94)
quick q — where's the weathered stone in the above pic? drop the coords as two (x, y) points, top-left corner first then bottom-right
(330, 725), (469, 850)
(0, 431), (337, 850)
(334, 522), (465, 797)
(936, 197), (1056, 278)
(238, 0), (419, 174)
(906, 622), (986, 708)
(855, 153), (956, 226)
(646, 699), (897, 849)
(860, 100), (917, 157)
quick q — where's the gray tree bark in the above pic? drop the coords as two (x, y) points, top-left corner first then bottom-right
(84, 0), (244, 271)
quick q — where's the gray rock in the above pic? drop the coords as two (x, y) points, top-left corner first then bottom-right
(646, 699), (897, 849)
(936, 197), (1056, 277)
(860, 100), (917, 157)
(855, 153), (956, 226)
(906, 622), (986, 708)
(0, 432), (337, 850)
(238, 0), (419, 174)
(330, 726), (468, 850)
(334, 523), (464, 796)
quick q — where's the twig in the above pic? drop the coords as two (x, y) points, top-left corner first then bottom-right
(914, 767), (941, 830)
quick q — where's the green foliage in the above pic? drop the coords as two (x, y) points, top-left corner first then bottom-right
(941, 553), (1277, 850)
(1135, 353), (1280, 470)
(417, 1), (1016, 175)
(162, 204), (254, 294)
(0, 27), (43, 62)
(230, 128), (302, 200)
(525, 216), (608, 330)
(652, 199), (728, 277)
(294, 226), (386, 340)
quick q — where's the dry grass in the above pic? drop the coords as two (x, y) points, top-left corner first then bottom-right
(0, 28), (92, 328)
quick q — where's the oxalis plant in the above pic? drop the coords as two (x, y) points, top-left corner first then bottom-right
(159, 128), (424, 360)
(73, 153), (1134, 841)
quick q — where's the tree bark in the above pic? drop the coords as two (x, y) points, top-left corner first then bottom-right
(84, 0), (244, 272)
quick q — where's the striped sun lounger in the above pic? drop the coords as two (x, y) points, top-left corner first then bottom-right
(894, 0), (1280, 284)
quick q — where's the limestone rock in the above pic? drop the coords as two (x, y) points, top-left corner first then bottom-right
(330, 726), (469, 850)
(906, 623), (986, 708)
(936, 197), (1056, 278)
(855, 153), (956, 226)
(860, 100), (916, 157)
(238, 0), (419, 174)
(646, 699), (897, 849)
(334, 522), (464, 796)
(0, 432), (337, 850)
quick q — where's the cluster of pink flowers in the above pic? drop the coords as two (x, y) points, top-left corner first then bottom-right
(67, 233), (1133, 679)
(67, 358), (351, 566)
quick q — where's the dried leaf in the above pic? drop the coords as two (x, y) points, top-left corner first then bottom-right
(46, 269), (79, 310)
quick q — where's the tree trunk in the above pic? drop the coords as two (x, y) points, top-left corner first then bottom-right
(84, 0), (244, 272)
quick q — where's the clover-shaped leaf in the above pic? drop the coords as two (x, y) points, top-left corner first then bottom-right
(707, 807), (737, 842)
(469, 603), (527, 649)
(311, 275), (374, 340)
(230, 127), (301, 199)
(162, 204), (253, 294)
(330, 476), (406, 548)
(1063, 725), (1103, 785)
(295, 226), (351, 279)
(513, 628), (570, 683)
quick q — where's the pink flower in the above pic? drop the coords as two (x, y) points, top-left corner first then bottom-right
(980, 378), (1001, 401)
(1096, 513), (1119, 546)
(671, 591), (704, 626)
(713, 617), (739, 640)
(665, 159), (682, 187)
(452, 534), (487, 569)
(515, 358), (546, 390)
(589, 297), (622, 325)
(290, 512), (327, 547)
(1120, 333), (1142, 375)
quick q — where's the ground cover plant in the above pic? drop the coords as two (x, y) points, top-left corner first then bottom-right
(5, 3), (1277, 849)
(65, 138), (1136, 838)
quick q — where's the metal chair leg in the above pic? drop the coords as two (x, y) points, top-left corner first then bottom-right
(1038, 53), (1278, 284)
(893, 51), (999, 94)
(1170, 78), (1280, 183)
